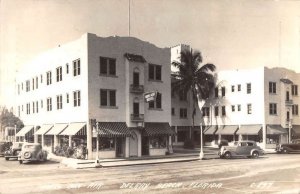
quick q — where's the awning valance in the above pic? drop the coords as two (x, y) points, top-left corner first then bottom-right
(60, 123), (86, 136)
(292, 125), (300, 135)
(143, 122), (175, 136)
(204, 125), (218, 135)
(216, 125), (239, 135)
(94, 122), (132, 137)
(45, 124), (68, 135)
(16, 126), (34, 136)
(267, 125), (288, 135)
(35, 124), (53, 135)
(236, 125), (262, 135)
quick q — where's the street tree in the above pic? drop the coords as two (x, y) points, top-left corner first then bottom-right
(0, 106), (24, 129)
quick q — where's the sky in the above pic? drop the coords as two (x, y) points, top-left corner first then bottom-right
(1, 0), (300, 108)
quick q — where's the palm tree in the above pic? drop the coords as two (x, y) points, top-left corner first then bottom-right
(172, 48), (216, 146)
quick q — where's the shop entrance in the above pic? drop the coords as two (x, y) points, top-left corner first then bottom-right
(142, 136), (149, 156)
(116, 138), (124, 157)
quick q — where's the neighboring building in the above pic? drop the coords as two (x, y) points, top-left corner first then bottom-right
(15, 33), (174, 159)
(172, 65), (300, 149)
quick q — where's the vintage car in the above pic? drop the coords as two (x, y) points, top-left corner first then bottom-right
(275, 139), (300, 154)
(219, 140), (265, 159)
(18, 143), (48, 164)
(0, 141), (12, 157)
(4, 142), (23, 160)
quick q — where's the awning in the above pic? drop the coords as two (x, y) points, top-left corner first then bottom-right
(45, 124), (68, 135)
(35, 124), (53, 135)
(177, 126), (190, 131)
(236, 125), (262, 135)
(16, 126), (34, 136)
(216, 125), (239, 135)
(292, 125), (300, 135)
(60, 122), (86, 136)
(94, 122), (132, 137)
(143, 122), (175, 136)
(204, 125), (218, 135)
(267, 125), (288, 135)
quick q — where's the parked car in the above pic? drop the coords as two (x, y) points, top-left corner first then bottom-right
(4, 142), (23, 160)
(18, 143), (48, 164)
(219, 140), (264, 159)
(0, 141), (12, 157)
(275, 139), (300, 154)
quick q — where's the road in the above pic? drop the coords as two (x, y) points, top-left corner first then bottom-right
(0, 154), (300, 194)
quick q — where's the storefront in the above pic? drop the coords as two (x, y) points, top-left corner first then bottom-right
(292, 125), (300, 139)
(266, 125), (288, 149)
(236, 125), (262, 143)
(45, 123), (68, 152)
(15, 125), (34, 143)
(35, 124), (53, 151)
(204, 125), (218, 146)
(216, 125), (239, 143)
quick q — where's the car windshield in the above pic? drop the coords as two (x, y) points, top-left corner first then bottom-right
(24, 145), (38, 149)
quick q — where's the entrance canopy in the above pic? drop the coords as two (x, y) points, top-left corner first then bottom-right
(267, 125), (287, 135)
(292, 125), (300, 135)
(216, 125), (238, 135)
(16, 126), (34, 136)
(35, 124), (53, 135)
(94, 122), (132, 137)
(46, 124), (68, 135)
(60, 122), (86, 136)
(143, 122), (175, 136)
(236, 125), (262, 135)
(204, 125), (218, 135)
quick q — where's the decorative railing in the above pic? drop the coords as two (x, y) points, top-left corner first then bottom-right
(130, 84), (144, 93)
(130, 114), (144, 122)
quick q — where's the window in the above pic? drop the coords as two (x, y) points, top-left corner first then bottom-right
(238, 84), (241, 91)
(41, 100), (43, 108)
(292, 104), (299, 115)
(26, 103), (30, 114)
(73, 59), (81, 76)
(247, 83), (251, 94)
(292, 85), (298, 96)
(32, 102), (35, 113)
(238, 104), (241, 111)
(247, 104), (252, 114)
(18, 84), (20, 95)
(221, 87), (225, 97)
(215, 87), (218, 98)
(100, 57), (116, 76)
(100, 89), (116, 107)
(47, 98), (52, 111)
(202, 107), (210, 117)
(57, 95), (63, 110)
(149, 92), (162, 109)
(47, 71), (52, 85)
(269, 82), (276, 94)
(36, 101), (38, 113)
(269, 103), (277, 115)
(171, 108), (175, 116)
(214, 106), (219, 116)
(66, 63), (69, 74)
(149, 64), (162, 81)
(18, 106), (20, 117)
(22, 105), (23, 111)
(32, 78), (35, 90)
(222, 106), (226, 116)
(56, 66), (62, 82)
(179, 90), (187, 101)
(36, 77), (38, 89)
(73, 90), (81, 107)
(180, 108), (187, 118)
(40, 75), (43, 83)
(26, 80), (30, 92)
(231, 105), (235, 112)
(66, 93), (69, 103)
(231, 85), (235, 92)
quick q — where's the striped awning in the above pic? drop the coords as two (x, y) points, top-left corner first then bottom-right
(16, 126), (34, 136)
(46, 124), (68, 135)
(143, 122), (175, 136)
(35, 124), (53, 135)
(60, 123), (86, 136)
(292, 125), (300, 135)
(236, 125), (262, 135)
(267, 125), (288, 135)
(94, 122), (132, 137)
(216, 125), (239, 135)
(204, 125), (218, 135)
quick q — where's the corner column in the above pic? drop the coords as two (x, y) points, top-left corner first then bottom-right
(87, 122), (92, 159)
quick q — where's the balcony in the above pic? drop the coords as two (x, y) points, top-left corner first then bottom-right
(285, 100), (293, 106)
(130, 84), (144, 93)
(130, 114), (144, 122)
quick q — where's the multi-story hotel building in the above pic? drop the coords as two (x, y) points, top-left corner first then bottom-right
(15, 33), (174, 159)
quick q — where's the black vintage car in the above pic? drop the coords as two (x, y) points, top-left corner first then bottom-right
(275, 139), (300, 154)
(0, 141), (12, 157)
(4, 142), (23, 160)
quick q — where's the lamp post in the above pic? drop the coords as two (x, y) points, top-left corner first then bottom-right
(288, 119), (292, 143)
(199, 124), (204, 160)
(92, 121), (100, 165)
(14, 125), (17, 142)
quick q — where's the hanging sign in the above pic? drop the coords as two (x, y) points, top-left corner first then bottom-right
(144, 91), (157, 102)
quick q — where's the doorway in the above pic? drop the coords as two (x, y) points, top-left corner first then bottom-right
(142, 136), (149, 156)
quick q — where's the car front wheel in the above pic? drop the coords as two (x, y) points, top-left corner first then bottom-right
(5, 157), (9, 161)
(282, 148), (289, 154)
(224, 152), (231, 159)
(19, 160), (23, 164)
(252, 151), (259, 158)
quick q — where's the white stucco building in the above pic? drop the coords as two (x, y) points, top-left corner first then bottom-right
(15, 33), (174, 159)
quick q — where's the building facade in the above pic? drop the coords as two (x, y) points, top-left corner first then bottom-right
(15, 33), (174, 159)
